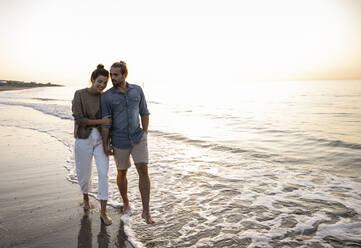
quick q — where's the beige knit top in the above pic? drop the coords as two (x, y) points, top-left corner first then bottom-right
(71, 88), (102, 139)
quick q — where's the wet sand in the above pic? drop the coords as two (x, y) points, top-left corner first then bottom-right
(0, 126), (133, 248)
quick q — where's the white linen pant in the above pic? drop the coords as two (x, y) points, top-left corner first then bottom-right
(74, 128), (109, 200)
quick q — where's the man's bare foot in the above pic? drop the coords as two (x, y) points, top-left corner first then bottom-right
(122, 203), (131, 214)
(142, 212), (155, 224)
(100, 212), (113, 226)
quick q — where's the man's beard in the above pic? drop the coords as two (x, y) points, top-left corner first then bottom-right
(112, 80), (122, 87)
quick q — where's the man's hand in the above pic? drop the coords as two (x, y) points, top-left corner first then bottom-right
(103, 143), (113, 156)
(101, 115), (112, 125)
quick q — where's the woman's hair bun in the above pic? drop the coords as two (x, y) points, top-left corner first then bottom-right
(97, 64), (105, 69)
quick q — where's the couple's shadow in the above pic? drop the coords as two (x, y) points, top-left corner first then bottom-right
(77, 211), (128, 248)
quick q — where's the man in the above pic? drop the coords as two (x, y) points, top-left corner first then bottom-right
(100, 61), (154, 224)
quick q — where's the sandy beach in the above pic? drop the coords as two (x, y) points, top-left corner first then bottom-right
(0, 119), (133, 247)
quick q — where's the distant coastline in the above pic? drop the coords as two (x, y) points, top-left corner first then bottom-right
(0, 80), (63, 91)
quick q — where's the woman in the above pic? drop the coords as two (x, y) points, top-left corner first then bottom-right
(72, 64), (112, 225)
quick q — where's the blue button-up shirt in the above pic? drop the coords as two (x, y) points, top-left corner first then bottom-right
(101, 83), (150, 149)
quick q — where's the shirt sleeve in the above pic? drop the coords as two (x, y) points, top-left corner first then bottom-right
(100, 93), (111, 128)
(138, 86), (150, 115)
(72, 90), (88, 127)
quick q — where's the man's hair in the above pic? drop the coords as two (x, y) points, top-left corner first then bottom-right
(111, 61), (128, 78)
(90, 64), (109, 82)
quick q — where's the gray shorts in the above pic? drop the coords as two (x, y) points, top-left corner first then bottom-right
(113, 133), (149, 170)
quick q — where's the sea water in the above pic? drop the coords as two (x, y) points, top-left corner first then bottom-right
(0, 80), (360, 247)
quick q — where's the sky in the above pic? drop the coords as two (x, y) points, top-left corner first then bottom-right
(0, 0), (360, 86)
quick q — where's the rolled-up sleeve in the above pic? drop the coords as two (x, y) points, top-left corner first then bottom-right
(139, 87), (150, 116)
(72, 90), (88, 127)
(101, 94), (111, 128)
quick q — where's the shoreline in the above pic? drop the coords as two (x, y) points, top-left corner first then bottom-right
(0, 125), (133, 248)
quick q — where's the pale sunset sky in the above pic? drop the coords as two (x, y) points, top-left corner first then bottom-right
(0, 0), (360, 86)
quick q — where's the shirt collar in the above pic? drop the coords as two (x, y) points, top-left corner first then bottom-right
(127, 82), (134, 89)
(110, 82), (133, 93)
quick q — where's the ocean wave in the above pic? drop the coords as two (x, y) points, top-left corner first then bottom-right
(306, 137), (361, 150)
(150, 129), (271, 159)
(31, 97), (67, 101)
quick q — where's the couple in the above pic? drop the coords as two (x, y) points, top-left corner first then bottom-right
(71, 61), (154, 226)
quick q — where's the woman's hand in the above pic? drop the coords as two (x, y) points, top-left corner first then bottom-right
(102, 115), (112, 125)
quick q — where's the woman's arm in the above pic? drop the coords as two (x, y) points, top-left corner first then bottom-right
(72, 90), (112, 127)
(72, 91), (88, 127)
(87, 116), (112, 126)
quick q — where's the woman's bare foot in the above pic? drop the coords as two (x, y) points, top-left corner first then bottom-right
(122, 203), (131, 214)
(83, 194), (94, 211)
(100, 212), (112, 226)
(142, 211), (155, 224)
(83, 199), (91, 211)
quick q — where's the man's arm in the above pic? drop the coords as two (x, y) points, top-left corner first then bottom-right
(138, 86), (150, 135)
(101, 128), (112, 156)
(141, 114), (149, 134)
(100, 93), (113, 155)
